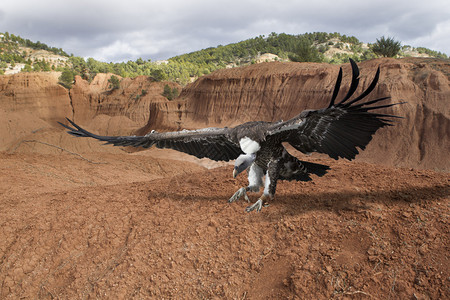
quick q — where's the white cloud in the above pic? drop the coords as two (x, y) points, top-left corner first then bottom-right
(1, 0), (449, 62)
(404, 19), (450, 54)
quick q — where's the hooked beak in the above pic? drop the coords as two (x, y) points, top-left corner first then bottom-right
(233, 168), (238, 178)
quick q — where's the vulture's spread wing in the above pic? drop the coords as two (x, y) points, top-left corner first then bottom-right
(268, 59), (404, 160)
(60, 119), (243, 161)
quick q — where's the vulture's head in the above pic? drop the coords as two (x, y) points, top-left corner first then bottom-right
(233, 153), (256, 178)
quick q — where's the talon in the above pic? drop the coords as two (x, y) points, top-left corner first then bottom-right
(229, 187), (247, 203)
(245, 199), (263, 212)
(244, 193), (250, 203)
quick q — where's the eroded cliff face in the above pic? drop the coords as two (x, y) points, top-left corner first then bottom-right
(70, 74), (179, 130)
(0, 72), (72, 126)
(0, 58), (448, 170)
(0, 72), (180, 152)
(150, 58), (449, 171)
(0, 72), (180, 129)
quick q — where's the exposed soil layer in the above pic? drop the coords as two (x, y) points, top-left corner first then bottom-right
(0, 151), (448, 299)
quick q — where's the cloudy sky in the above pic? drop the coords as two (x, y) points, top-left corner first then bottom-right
(1, 0), (449, 62)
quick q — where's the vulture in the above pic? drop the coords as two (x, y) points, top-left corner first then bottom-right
(60, 59), (402, 212)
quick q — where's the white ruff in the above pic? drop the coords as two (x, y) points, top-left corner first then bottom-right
(239, 137), (261, 154)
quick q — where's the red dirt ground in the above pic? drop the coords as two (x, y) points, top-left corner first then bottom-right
(0, 150), (448, 299)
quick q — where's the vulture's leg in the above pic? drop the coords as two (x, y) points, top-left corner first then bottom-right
(246, 159), (280, 212)
(228, 163), (263, 203)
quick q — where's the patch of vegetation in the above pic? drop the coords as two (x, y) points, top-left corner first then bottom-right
(1, 31), (448, 84)
(58, 68), (75, 89)
(108, 75), (121, 90)
(328, 53), (362, 65)
(288, 39), (323, 63)
(1, 32), (68, 56)
(162, 84), (179, 100)
(1, 32), (69, 74)
(371, 36), (401, 57)
(134, 89), (148, 101)
(415, 47), (448, 59)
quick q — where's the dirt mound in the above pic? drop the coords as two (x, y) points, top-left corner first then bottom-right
(0, 152), (448, 299)
(0, 109), (133, 155)
(0, 109), (52, 151)
(86, 114), (141, 136)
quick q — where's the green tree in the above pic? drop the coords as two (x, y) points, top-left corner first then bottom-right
(42, 61), (52, 71)
(136, 57), (145, 65)
(33, 63), (41, 72)
(108, 75), (121, 90)
(59, 68), (75, 89)
(288, 39), (323, 63)
(22, 64), (33, 72)
(151, 69), (168, 82)
(172, 87), (179, 99)
(371, 36), (401, 57)
(162, 84), (173, 100)
(162, 84), (179, 100)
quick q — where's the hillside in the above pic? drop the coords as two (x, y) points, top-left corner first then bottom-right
(170, 32), (448, 68)
(1, 32), (448, 84)
(0, 32), (69, 74)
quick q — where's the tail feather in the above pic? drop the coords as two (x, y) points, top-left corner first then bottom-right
(300, 160), (330, 177)
(279, 150), (330, 181)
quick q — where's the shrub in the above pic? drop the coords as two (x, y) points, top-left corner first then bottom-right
(108, 75), (120, 90)
(162, 84), (179, 100)
(288, 39), (323, 62)
(151, 69), (167, 82)
(58, 68), (74, 89)
(371, 36), (401, 57)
